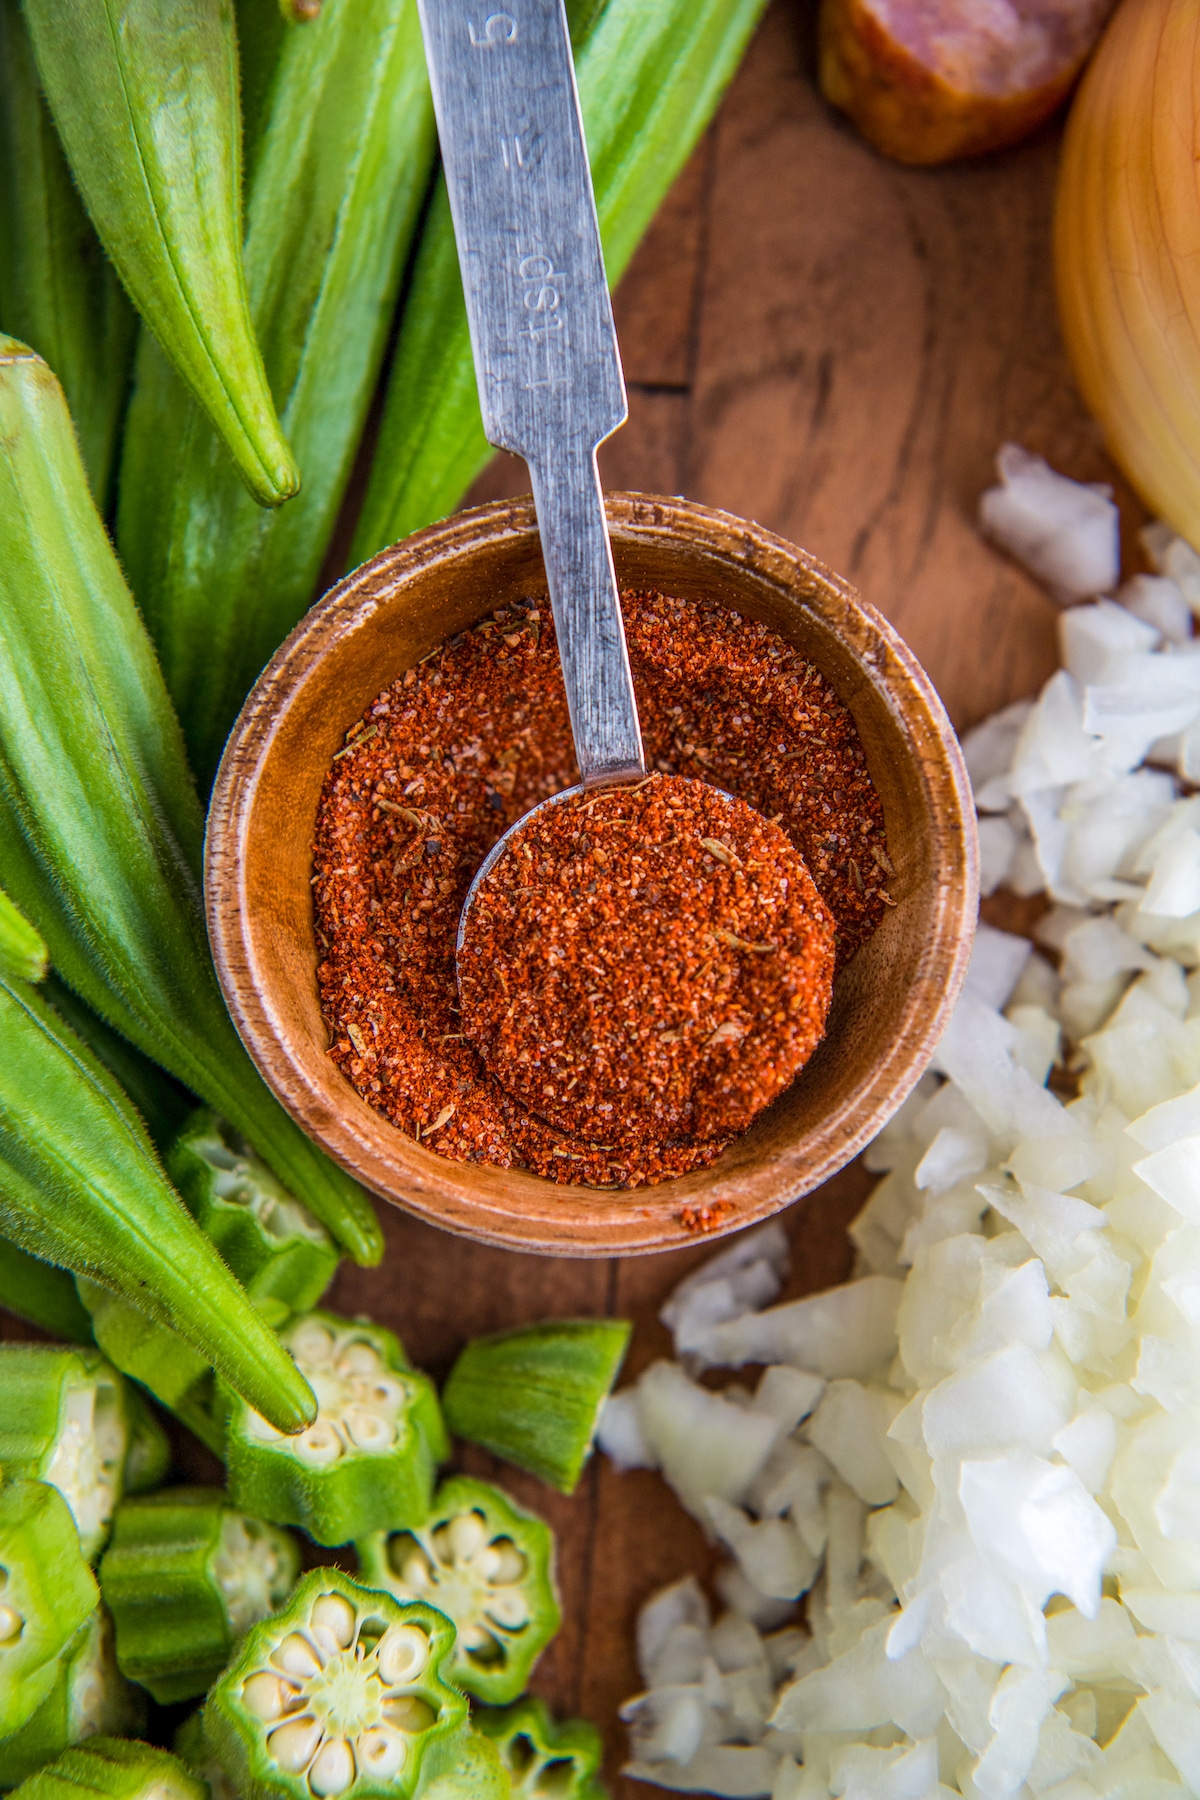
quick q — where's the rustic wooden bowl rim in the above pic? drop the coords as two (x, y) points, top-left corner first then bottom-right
(206, 493), (978, 1257)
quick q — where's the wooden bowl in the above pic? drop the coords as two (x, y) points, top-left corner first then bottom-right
(207, 494), (978, 1256)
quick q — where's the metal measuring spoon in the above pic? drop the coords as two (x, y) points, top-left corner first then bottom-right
(414, 0), (645, 957)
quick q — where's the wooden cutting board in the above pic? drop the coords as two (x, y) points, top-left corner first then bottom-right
(1, 3), (1151, 1792)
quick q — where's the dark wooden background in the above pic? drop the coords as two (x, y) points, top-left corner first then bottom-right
(3, 3), (1151, 1792)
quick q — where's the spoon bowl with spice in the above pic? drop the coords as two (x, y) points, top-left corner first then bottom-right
(205, 490), (978, 1255)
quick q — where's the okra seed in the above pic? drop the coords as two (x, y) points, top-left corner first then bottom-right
(273, 1633), (325, 1680)
(310, 1594), (357, 1649)
(0, 1604), (23, 1644)
(485, 1589), (530, 1629)
(382, 1695), (435, 1734)
(336, 1343), (382, 1378)
(268, 1716), (324, 1773)
(398, 1552), (433, 1591)
(295, 1422), (344, 1467)
(375, 1623), (429, 1684)
(309, 1735), (355, 1796)
(483, 1540), (527, 1584)
(292, 1323), (337, 1366)
(244, 1672), (294, 1720)
(341, 1406), (394, 1452)
(446, 1511), (488, 1563)
(357, 1727), (407, 1779)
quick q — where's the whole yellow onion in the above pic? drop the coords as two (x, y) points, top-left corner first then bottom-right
(1056, 0), (1200, 551)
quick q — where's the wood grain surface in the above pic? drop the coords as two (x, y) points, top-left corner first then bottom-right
(2, 3), (1151, 1793)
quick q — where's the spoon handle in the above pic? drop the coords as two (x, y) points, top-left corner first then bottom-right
(416, 0), (645, 785)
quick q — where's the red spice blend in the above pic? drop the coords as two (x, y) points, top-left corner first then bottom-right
(459, 776), (835, 1147)
(311, 590), (891, 1189)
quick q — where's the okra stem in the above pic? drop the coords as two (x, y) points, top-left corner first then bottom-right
(0, 341), (380, 1266)
(351, 0), (770, 560)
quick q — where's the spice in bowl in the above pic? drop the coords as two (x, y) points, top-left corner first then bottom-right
(458, 776), (835, 1148)
(311, 590), (890, 1189)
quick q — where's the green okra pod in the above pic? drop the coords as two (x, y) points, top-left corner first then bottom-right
(351, 0), (770, 560)
(0, 0), (135, 509)
(225, 1313), (447, 1546)
(442, 1320), (631, 1495)
(0, 1480), (99, 1741)
(20, 0), (296, 506)
(0, 971), (315, 1439)
(203, 1569), (468, 1800)
(117, 0), (437, 784)
(0, 888), (47, 986)
(168, 1111), (339, 1315)
(357, 1477), (560, 1705)
(474, 1698), (607, 1800)
(0, 1238), (93, 1345)
(9, 1739), (206, 1800)
(0, 1345), (129, 1560)
(100, 1489), (300, 1704)
(42, 980), (193, 1155)
(75, 1281), (227, 1459)
(0, 340), (380, 1267)
(0, 1610), (145, 1792)
(416, 1733), (510, 1800)
(173, 1715), (236, 1800)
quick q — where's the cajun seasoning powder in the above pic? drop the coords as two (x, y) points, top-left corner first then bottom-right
(459, 776), (835, 1147)
(311, 590), (891, 1190)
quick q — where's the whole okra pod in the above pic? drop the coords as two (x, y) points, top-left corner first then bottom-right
(0, 970), (316, 1438)
(117, 0), (437, 784)
(0, 0), (135, 509)
(0, 340), (381, 1268)
(21, 0), (297, 506)
(351, 0), (770, 560)
(0, 885), (47, 985)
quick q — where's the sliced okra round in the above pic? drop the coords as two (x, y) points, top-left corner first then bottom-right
(167, 1112), (339, 1317)
(0, 1480), (98, 1740)
(474, 1698), (607, 1800)
(0, 1607), (145, 1789)
(203, 1567), (468, 1800)
(0, 1347), (128, 1560)
(357, 1477), (560, 1704)
(7, 1736), (207, 1800)
(225, 1314), (447, 1546)
(120, 1390), (170, 1498)
(442, 1320), (631, 1496)
(174, 1712), (237, 1800)
(99, 1489), (300, 1705)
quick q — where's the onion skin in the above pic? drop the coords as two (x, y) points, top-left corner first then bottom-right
(1056, 0), (1200, 550)
(819, 0), (1112, 166)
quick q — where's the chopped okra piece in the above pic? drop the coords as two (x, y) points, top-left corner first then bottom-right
(9, 1738), (206, 1800)
(0, 1481), (99, 1740)
(168, 1113), (340, 1316)
(475, 1698), (607, 1800)
(120, 1391), (171, 1498)
(99, 1489), (300, 1704)
(76, 1282), (226, 1459)
(417, 1731), (511, 1800)
(203, 1568), (468, 1800)
(0, 1608), (145, 1790)
(0, 1347), (129, 1560)
(225, 1314), (447, 1546)
(357, 1477), (560, 1704)
(442, 1320), (631, 1495)
(174, 1714), (237, 1800)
